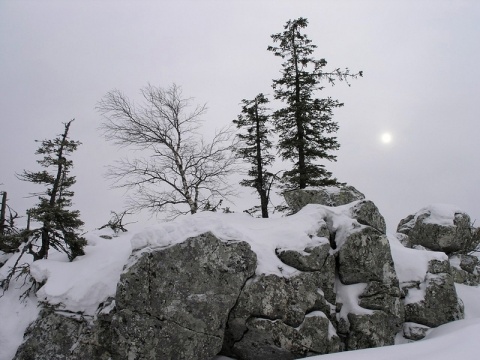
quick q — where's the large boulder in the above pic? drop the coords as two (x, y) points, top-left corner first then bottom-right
(223, 271), (339, 358)
(337, 227), (397, 287)
(336, 227), (403, 350)
(111, 232), (257, 360)
(397, 204), (472, 254)
(404, 259), (464, 327)
(284, 186), (365, 213)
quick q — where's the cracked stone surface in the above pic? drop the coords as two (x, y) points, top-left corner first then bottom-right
(284, 185), (365, 213)
(397, 209), (472, 254)
(222, 271), (338, 358)
(404, 259), (464, 327)
(350, 200), (386, 234)
(232, 313), (341, 360)
(338, 227), (398, 287)
(14, 309), (92, 360)
(113, 232), (257, 360)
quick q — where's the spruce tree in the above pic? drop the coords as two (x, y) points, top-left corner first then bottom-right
(18, 120), (86, 261)
(268, 18), (362, 190)
(233, 94), (275, 218)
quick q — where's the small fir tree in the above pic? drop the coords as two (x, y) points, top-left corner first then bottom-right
(268, 17), (362, 190)
(18, 120), (86, 261)
(233, 94), (275, 218)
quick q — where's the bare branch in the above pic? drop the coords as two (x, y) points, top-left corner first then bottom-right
(98, 84), (238, 218)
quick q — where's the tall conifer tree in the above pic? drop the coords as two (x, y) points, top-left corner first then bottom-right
(18, 120), (86, 261)
(233, 94), (275, 218)
(268, 18), (362, 190)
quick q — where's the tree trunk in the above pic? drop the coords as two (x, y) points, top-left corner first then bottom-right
(291, 30), (306, 189)
(0, 191), (6, 236)
(254, 99), (269, 218)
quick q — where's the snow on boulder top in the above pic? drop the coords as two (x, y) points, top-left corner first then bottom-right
(284, 185), (365, 213)
(397, 204), (472, 254)
(398, 204), (467, 232)
(130, 204), (357, 277)
(418, 204), (466, 226)
(7, 200), (368, 318)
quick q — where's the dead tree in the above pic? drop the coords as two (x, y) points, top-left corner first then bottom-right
(98, 84), (238, 218)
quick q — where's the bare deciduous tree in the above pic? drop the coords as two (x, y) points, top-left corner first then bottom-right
(97, 84), (238, 218)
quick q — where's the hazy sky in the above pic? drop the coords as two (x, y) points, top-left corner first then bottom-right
(1, 0), (479, 232)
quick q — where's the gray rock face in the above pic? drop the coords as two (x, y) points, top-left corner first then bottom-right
(112, 232), (256, 360)
(403, 322), (430, 341)
(338, 227), (397, 287)
(404, 259), (464, 327)
(397, 208), (472, 254)
(276, 241), (331, 272)
(450, 254), (480, 286)
(223, 271), (338, 358)
(450, 266), (480, 286)
(346, 311), (399, 350)
(459, 254), (479, 273)
(233, 313), (341, 360)
(284, 185), (365, 213)
(14, 307), (114, 360)
(14, 310), (88, 360)
(336, 227), (403, 350)
(350, 200), (386, 234)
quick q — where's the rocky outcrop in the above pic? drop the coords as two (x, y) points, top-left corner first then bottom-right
(13, 190), (474, 360)
(284, 185), (365, 213)
(397, 205), (472, 254)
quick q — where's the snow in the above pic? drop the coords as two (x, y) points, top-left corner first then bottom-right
(413, 204), (465, 227)
(30, 230), (132, 315)
(335, 281), (373, 320)
(129, 204), (356, 276)
(1, 206), (480, 360)
(388, 234), (448, 280)
(304, 185), (341, 194)
(0, 229), (132, 360)
(0, 279), (39, 360)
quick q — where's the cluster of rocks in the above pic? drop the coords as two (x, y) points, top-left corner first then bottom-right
(397, 205), (480, 288)
(13, 186), (478, 360)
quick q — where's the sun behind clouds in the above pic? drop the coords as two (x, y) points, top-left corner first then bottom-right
(381, 132), (392, 144)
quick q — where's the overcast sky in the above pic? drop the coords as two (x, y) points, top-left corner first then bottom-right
(1, 0), (479, 232)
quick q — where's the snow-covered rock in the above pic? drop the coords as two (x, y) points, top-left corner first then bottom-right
(397, 204), (472, 254)
(112, 232), (256, 360)
(403, 259), (464, 327)
(4, 189), (477, 360)
(284, 185), (365, 213)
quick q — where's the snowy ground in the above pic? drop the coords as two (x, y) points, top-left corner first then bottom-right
(1, 207), (480, 360)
